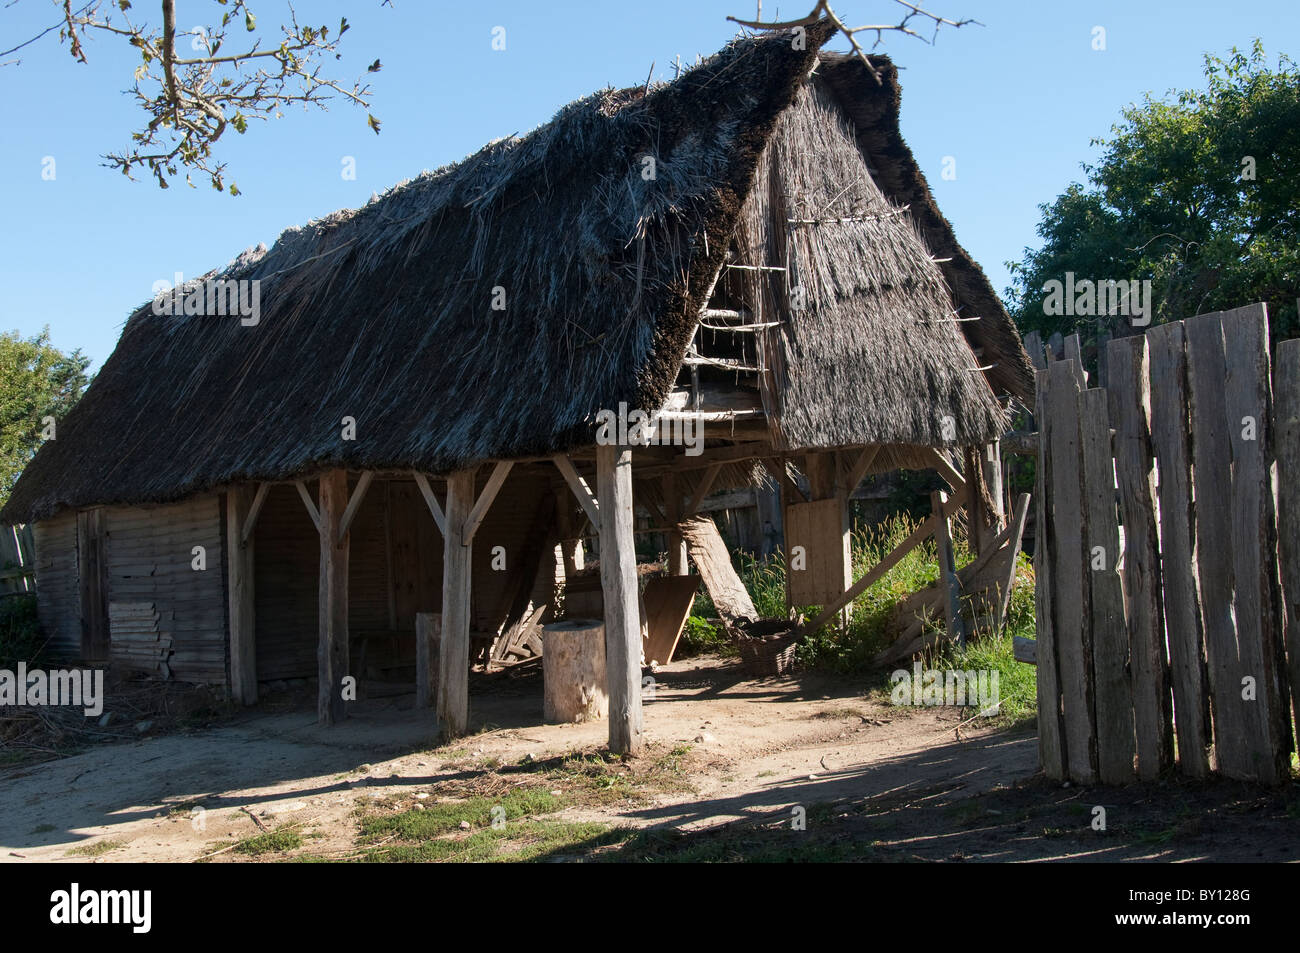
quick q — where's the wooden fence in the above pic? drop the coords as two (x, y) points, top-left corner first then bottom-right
(0, 523), (35, 597)
(1035, 303), (1297, 785)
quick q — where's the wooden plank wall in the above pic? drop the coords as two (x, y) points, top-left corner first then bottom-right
(32, 512), (80, 657)
(1036, 303), (1294, 785)
(254, 481), (322, 681)
(102, 496), (226, 682)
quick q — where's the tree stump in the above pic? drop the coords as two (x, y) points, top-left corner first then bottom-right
(542, 619), (608, 724)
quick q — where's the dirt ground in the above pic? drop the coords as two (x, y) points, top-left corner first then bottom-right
(1, 654), (1296, 862)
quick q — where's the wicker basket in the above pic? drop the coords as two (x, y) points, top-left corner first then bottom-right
(736, 630), (799, 677)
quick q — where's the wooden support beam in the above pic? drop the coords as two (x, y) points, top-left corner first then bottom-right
(664, 472), (687, 575)
(240, 482), (271, 545)
(438, 469), (475, 739)
(413, 472), (447, 535)
(932, 490), (966, 647)
(295, 480), (321, 534)
(799, 489), (967, 637)
(317, 470), (350, 725)
(227, 487), (258, 706)
(597, 444), (643, 756)
(843, 446), (880, 496)
(337, 471), (374, 543)
(927, 449), (966, 493)
(684, 463), (722, 517)
(464, 462), (513, 543)
(553, 454), (600, 525)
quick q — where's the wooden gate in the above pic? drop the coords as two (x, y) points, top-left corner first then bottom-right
(1036, 303), (1295, 785)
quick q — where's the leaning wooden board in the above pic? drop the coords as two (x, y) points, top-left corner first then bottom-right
(641, 575), (700, 666)
(677, 515), (757, 632)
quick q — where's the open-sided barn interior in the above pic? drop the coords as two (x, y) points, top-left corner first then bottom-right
(1, 24), (1032, 755)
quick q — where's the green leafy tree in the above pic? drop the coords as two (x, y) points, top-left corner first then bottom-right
(1006, 41), (1300, 346)
(0, 329), (91, 509)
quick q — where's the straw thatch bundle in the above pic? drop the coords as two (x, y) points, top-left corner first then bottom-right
(3, 23), (1029, 525)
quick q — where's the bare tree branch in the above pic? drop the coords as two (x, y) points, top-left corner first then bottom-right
(729, 0), (979, 84)
(5, 0), (380, 193)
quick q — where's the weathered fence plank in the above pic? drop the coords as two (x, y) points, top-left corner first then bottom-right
(1079, 387), (1134, 783)
(1046, 360), (1096, 783)
(1184, 312), (1248, 778)
(1034, 369), (1066, 780)
(1107, 337), (1173, 780)
(1220, 304), (1289, 785)
(1146, 321), (1211, 778)
(1275, 339), (1300, 740)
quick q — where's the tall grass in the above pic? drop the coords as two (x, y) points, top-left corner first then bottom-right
(682, 515), (1039, 723)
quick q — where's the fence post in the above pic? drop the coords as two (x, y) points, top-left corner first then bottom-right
(1046, 360), (1096, 783)
(1219, 305), (1289, 785)
(1275, 338), (1300, 747)
(1079, 387), (1135, 783)
(1107, 336), (1173, 780)
(1034, 367), (1067, 780)
(1147, 321), (1212, 778)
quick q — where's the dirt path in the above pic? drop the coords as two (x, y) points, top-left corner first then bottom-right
(0, 655), (1036, 862)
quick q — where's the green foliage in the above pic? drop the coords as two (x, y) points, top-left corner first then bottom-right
(678, 615), (728, 656)
(234, 828), (303, 856)
(794, 514), (965, 674)
(0, 594), (47, 669)
(1006, 42), (1300, 347)
(0, 329), (91, 507)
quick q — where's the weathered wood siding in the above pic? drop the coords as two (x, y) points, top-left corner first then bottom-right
(102, 495), (226, 683)
(32, 511), (80, 658)
(252, 482), (320, 681)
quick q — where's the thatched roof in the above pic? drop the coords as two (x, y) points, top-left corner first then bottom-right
(4, 24), (1029, 525)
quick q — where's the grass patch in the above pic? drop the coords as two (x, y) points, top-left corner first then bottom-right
(67, 838), (125, 857)
(233, 828), (303, 856)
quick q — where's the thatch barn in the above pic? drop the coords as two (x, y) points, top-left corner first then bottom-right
(1, 24), (1032, 754)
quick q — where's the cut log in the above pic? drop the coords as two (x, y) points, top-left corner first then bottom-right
(677, 514), (757, 632)
(542, 619), (609, 723)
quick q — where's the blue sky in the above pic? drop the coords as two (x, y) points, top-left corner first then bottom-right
(1, 0), (1296, 369)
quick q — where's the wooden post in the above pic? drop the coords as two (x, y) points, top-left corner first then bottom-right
(1046, 361), (1097, 783)
(1147, 321), (1211, 778)
(415, 612), (441, 709)
(931, 490), (965, 646)
(1034, 368), (1067, 780)
(317, 470), (350, 725)
(438, 469), (475, 739)
(597, 444), (643, 756)
(1275, 340), (1300, 751)
(1108, 338), (1172, 781)
(226, 487), (258, 706)
(1078, 389), (1133, 783)
(1220, 305), (1288, 785)
(664, 472), (688, 575)
(1185, 315), (1248, 779)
